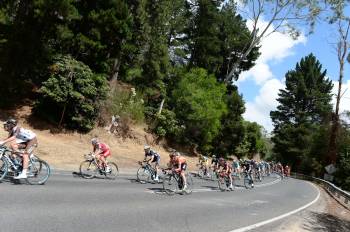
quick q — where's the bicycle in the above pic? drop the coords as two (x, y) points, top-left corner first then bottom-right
(162, 168), (193, 195)
(217, 170), (235, 191)
(196, 163), (213, 179)
(243, 170), (254, 189)
(79, 153), (119, 179)
(0, 145), (51, 185)
(137, 161), (158, 183)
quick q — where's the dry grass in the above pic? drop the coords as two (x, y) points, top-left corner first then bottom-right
(0, 106), (199, 171)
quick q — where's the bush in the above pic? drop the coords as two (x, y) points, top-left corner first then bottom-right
(35, 55), (108, 132)
(154, 109), (184, 140)
(104, 84), (145, 124)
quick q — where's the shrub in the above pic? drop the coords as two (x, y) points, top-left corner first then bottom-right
(35, 55), (108, 132)
(104, 84), (145, 124)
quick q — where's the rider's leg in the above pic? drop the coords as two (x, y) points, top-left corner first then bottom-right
(154, 163), (159, 181)
(229, 172), (233, 189)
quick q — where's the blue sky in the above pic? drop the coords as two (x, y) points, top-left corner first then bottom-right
(236, 14), (350, 132)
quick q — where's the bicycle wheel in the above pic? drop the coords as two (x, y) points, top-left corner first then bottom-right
(244, 175), (253, 189)
(105, 162), (119, 179)
(26, 158), (51, 185)
(0, 156), (8, 181)
(197, 168), (204, 178)
(163, 174), (178, 195)
(79, 160), (97, 179)
(218, 175), (227, 191)
(137, 167), (151, 183)
(184, 173), (194, 195)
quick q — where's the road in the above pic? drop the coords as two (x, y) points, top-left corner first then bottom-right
(0, 172), (319, 232)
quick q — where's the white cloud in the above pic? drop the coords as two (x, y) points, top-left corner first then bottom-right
(239, 18), (306, 131)
(238, 18), (306, 86)
(243, 79), (284, 132)
(332, 80), (350, 113)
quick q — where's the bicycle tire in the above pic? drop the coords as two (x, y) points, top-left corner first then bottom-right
(137, 167), (151, 183)
(197, 168), (204, 178)
(105, 162), (119, 180)
(26, 158), (50, 185)
(183, 173), (194, 195)
(0, 156), (8, 181)
(163, 174), (178, 195)
(244, 174), (253, 189)
(218, 175), (227, 191)
(79, 160), (97, 179)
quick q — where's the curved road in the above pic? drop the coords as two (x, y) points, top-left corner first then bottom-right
(0, 172), (318, 232)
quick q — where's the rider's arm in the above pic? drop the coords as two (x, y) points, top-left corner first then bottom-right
(174, 160), (182, 172)
(2, 135), (16, 144)
(92, 147), (103, 156)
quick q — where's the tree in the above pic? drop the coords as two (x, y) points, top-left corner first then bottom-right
(0, 0), (79, 106)
(187, 0), (259, 82)
(271, 54), (333, 171)
(328, 16), (350, 164)
(172, 68), (227, 152)
(35, 55), (108, 132)
(225, 0), (328, 83)
(212, 86), (246, 157)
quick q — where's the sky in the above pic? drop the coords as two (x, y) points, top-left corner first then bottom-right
(235, 9), (350, 133)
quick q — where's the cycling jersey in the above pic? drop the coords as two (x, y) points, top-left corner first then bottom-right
(145, 149), (160, 163)
(94, 142), (111, 157)
(171, 156), (187, 171)
(10, 126), (36, 143)
(219, 161), (232, 173)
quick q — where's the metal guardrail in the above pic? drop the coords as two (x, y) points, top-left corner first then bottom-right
(291, 172), (350, 210)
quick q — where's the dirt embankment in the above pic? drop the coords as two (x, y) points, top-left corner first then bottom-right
(0, 106), (199, 171)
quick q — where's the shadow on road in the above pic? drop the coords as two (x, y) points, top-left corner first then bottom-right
(303, 212), (350, 232)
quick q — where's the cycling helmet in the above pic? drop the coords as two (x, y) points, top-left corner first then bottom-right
(91, 138), (99, 146)
(144, 145), (150, 150)
(3, 118), (17, 130)
(218, 157), (225, 163)
(212, 155), (216, 158)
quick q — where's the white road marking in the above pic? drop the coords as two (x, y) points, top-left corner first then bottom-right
(228, 182), (320, 232)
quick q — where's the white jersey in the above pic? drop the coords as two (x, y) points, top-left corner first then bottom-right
(11, 126), (36, 142)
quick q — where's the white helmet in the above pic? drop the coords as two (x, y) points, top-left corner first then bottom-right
(91, 138), (99, 145)
(144, 145), (150, 150)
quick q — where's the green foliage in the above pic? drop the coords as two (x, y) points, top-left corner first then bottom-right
(172, 68), (227, 152)
(154, 109), (184, 139)
(271, 54), (333, 171)
(35, 55), (108, 132)
(105, 85), (145, 124)
(187, 0), (259, 81)
(212, 87), (246, 156)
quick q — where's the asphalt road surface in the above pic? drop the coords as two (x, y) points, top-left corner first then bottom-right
(0, 172), (319, 232)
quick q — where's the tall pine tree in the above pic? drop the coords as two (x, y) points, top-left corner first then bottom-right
(270, 54), (333, 172)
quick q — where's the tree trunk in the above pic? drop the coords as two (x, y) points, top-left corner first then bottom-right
(109, 55), (121, 89)
(158, 98), (165, 115)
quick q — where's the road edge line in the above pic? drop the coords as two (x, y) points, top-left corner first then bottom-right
(229, 181), (320, 232)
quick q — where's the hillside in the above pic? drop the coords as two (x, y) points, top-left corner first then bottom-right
(0, 106), (199, 172)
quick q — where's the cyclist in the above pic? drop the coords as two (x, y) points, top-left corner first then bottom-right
(217, 158), (234, 190)
(0, 119), (38, 179)
(169, 152), (187, 190)
(143, 145), (160, 181)
(243, 160), (254, 187)
(211, 155), (219, 171)
(198, 154), (209, 176)
(91, 138), (111, 172)
(232, 159), (241, 179)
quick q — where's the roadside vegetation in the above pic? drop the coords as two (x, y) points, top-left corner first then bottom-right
(0, 1), (350, 190)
